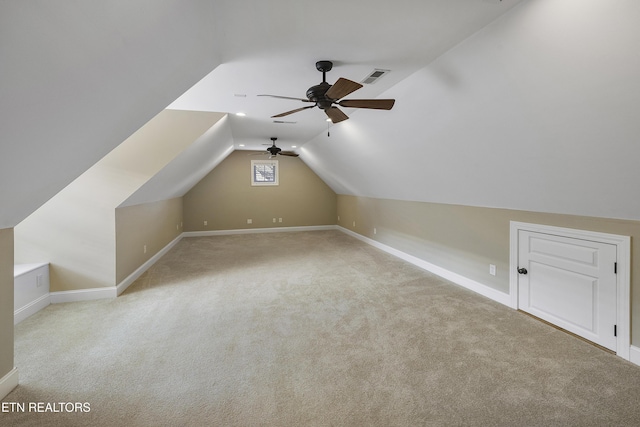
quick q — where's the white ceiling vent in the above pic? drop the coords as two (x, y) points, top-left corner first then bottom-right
(272, 120), (297, 124)
(361, 69), (390, 84)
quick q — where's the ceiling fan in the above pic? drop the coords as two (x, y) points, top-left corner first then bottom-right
(256, 137), (299, 158)
(258, 61), (395, 123)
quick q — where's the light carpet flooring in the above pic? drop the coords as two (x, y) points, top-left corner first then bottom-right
(3, 230), (640, 426)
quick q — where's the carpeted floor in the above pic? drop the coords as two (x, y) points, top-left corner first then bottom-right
(3, 230), (640, 426)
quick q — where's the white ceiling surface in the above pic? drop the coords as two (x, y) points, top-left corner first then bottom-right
(169, 0), (640, 221)
(169, 0), (525, 150)
(0, 0), (220, 229)
(120, 114), (232, 208)
(302, 0), (640, 220)
(4, 0), (640, 228)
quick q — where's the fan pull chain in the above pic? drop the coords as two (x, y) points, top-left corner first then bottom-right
(327, 121), (330, 137)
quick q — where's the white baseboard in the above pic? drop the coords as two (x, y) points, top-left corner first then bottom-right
(19, 227), (335, 310)
(47, 235), (186, 302)
(337, 226), (511, 307)
(118, 227), (333, 293)
(14, 294), (50, 325)
(116, 234), (184, 296)
(50, 287), (117, 304)
(187, 225), (511, 307)
(630, 346), (640, 366)
(10, 225), (638, 364)
(0, 368), (19, 400)
(45, 227), (336, 302)
(183, 225), (336, 237)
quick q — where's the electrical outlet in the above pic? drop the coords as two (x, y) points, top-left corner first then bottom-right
(204, 220), (208, 226)
(374, 228), (377, 235)
(338, 215), (340, 221)
(353, 221), (356, 227)
(247, 219), (252, 224)
(144, 245), (147, 254)
(273, 218), (276, 223)
(489, 264), (496, 276)
(36, 274), (43, 288)
(279, 218), (282, 223)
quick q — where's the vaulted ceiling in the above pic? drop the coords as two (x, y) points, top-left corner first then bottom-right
(3, 0), (640, 228)
(169, 0), (525, 150)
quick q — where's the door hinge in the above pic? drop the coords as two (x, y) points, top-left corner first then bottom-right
(614, 325), (617, 337)
(614, 262), (617, 274)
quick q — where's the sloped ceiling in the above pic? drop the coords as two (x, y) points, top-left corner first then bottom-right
(14, 109), (223, 290)
(120, 114), (233, 208)
(169, 0), (640, 221)
(1, 0), (527, 228)
(302, 0), (640, 220)
(170, 0), (525, 150)
(4, 0), (640, 228)
(0, 0), (221, 228)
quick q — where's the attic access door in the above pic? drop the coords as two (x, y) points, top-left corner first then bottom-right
(509, 222), (630, 359)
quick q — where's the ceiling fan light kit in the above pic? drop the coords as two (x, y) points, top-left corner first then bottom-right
(259, 60), (395, 124)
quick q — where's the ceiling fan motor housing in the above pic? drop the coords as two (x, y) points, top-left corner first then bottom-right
(267, 137), (281, 155)
(306, 82), (333, 109)
(306, 60), (336, 109)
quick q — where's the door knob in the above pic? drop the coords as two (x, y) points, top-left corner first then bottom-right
(517, 267), (528, 275)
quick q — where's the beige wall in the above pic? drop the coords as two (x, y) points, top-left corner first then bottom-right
(15, 110), (222, 292)
(14, 168), (118, 292)
(184, 150), (337, 231)
(337, 195), (640, 344)
(0, 228), (14, 379)
(115, 198), (183, 284)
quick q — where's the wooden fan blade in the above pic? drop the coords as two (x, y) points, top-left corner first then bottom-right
(338, 99), (395, 110)
(325, 107), (349, 123)
(279, 151), (299, 157)
(271, 105), (315, 118)
(258, 94), (313, 102)
(325, 78), (363, 100)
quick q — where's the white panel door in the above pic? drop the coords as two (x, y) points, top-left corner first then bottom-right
(518, 230), (617, 351)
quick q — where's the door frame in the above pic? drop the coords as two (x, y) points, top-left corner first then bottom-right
(509, 221), (630, 360)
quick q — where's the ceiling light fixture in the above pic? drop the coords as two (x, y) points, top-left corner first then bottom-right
(236, 112), (246, 116)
